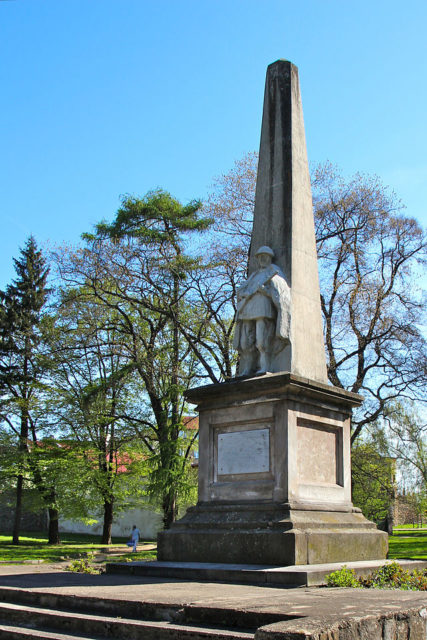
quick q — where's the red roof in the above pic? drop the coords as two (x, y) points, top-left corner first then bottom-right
(183, 416), (198, 430)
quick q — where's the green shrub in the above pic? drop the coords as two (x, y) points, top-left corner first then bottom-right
(361, 561), (405, 588)
(325, 565), (361, 588)
(360, 562), (427, 591)
(325, 562), (427, 591)
(65, 553), (101, 575)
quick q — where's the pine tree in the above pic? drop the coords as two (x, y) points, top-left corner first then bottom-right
(76, 189), (211, 528)
(0, 237), (50, 543)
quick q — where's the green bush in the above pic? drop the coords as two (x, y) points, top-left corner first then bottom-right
(325, 565), (361, 588)
(360, 562), (427, 591)
(325, 562), (427, 591)
(65, 553), (101, 575)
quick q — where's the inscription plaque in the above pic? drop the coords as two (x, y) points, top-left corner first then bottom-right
(217, 428), (270, 476)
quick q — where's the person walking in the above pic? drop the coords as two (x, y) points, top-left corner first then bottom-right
(129, 525), (140, 552)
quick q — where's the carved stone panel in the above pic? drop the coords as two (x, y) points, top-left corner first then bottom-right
(217, 428), (270, 476)
(297, 418), (343, 486)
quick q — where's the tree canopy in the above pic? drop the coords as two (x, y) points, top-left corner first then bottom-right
(54, 190), (210, 528)
(0, 237), (54, 542)
(203, 154), (427, 442)
(1, 162), (425, 540)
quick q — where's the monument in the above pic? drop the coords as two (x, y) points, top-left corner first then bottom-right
(157, 60), (387, 566)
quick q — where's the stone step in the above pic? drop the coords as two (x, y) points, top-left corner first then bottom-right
(0, 601), (255, 640)
(0, 586), (287, 630)
(106, 558), (427, 587)
(0, 587), (183, 625)
(0, 623), (103, 640)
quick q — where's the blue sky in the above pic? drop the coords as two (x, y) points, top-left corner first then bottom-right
(1, 0), (426, 287)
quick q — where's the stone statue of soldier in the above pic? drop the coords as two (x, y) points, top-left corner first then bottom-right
(233, 246), (291, 376)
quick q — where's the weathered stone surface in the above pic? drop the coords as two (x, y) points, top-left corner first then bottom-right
(255, 617), (340, 639)
(2, 566), (427, 640)
(188, 374), (359, 509)
(254, 608), (427, 640)
(158, 505), (387, 566)
(217, 428), (270, 475)
(382, 616), (397, 640)
(248, 60), (327, 382)
(233, 246), (291, 376)
(158, 61), (389, 572)
(159, 373), (387, 566)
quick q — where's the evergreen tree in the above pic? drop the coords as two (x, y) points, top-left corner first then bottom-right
(57, 190), (210, 528)
(91, 190), (211, 528)
(0, 237), (51, 543)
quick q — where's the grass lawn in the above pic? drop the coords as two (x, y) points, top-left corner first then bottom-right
(0, 531), (157, 565)
(388, 529), (427, 560)
(0, 529), (426, 565)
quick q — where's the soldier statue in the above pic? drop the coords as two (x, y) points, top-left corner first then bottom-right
(233, 246), (291, 376)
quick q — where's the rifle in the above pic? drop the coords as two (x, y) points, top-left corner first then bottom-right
(236, 269), (276, 314)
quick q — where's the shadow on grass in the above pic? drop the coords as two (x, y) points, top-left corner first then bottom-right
(0, 531), (131, 545)
(388, 532), (427, 560)
(391, 530), (427, 538)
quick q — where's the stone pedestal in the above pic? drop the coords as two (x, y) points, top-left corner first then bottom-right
(158, 373), (388, 565)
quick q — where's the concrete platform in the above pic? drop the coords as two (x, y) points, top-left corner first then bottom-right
(106, 558), (427, 587)
(0, 563), (426, 639)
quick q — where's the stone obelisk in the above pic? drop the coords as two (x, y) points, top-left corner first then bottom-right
(158, 60), (387, 569)
(245, 60), (327, 381)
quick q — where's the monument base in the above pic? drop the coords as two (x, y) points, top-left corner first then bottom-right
(158, 501), (387, 565)
(108, 558), (426, 587)
(158, 373), (387, 566)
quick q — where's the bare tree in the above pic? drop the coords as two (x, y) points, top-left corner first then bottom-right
(205, 151), (257, 248)
(203, 154), (427, 441)
(313, 163), (426, 441)
(382, 402), (426, 487)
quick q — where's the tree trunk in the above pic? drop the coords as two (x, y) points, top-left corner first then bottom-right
(161, 274), (180, 532)
(162, 489), (176, 530)
(30, 462), (60, 544)
(47, 507), (60, 544)
(13, 401), (30, 544)
(101, 498), (114, 544)
(12, 474), (23, 544)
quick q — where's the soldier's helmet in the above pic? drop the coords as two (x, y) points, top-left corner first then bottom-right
(255, 246), (274, 258)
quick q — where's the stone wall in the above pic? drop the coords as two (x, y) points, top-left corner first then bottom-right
(394, 496), (425, 526)
(255, 606), (427, 639)
(0, 490), (162, 539)
(60, 506), (163, 540)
